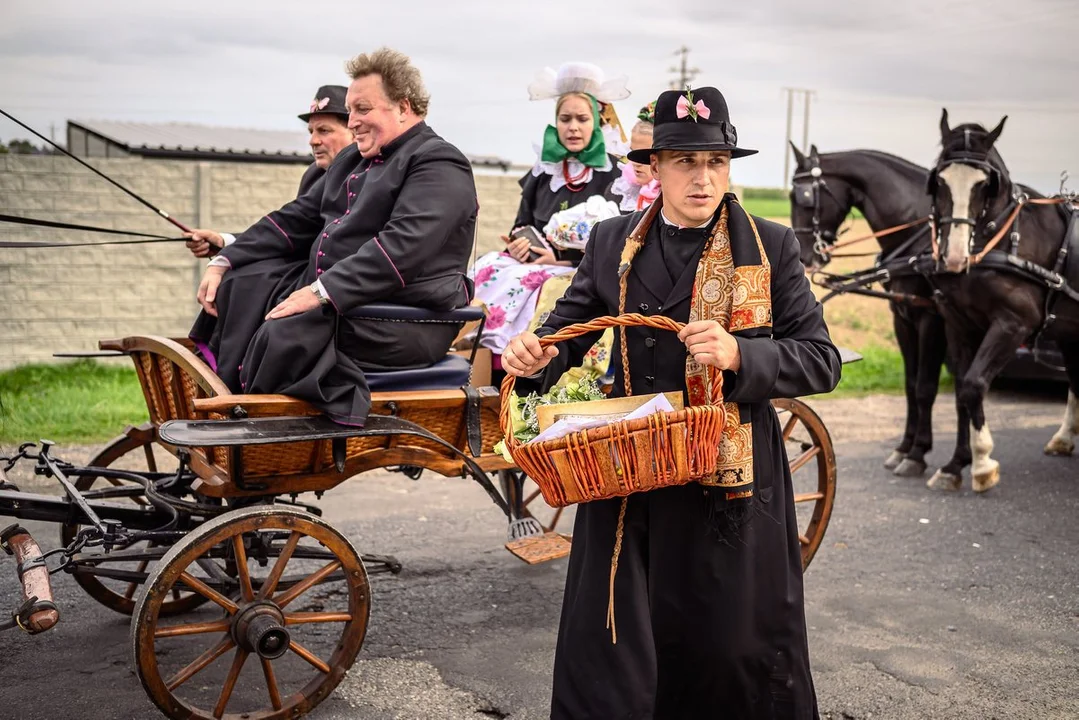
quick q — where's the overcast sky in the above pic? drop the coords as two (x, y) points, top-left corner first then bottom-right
(2, 0), (1078, 191)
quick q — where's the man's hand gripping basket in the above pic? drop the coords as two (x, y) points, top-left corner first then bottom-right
(499, 314), (727, 507)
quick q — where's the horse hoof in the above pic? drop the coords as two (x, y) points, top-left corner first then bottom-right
(926, 470), (961, 491)
(894, 458), (928, 478)
(883, 450), (905, 470)
(1043, 437), (1075, 457)
(972, 465), (1001, 493)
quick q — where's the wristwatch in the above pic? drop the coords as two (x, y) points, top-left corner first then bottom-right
(310, 282), (329, 306)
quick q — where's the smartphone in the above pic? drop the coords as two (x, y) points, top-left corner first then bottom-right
(509, 226), (548, 263)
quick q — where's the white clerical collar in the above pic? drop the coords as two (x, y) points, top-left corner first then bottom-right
(659, 210), (712, 230)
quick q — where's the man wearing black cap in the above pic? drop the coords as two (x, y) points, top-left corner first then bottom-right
(503, 87), (841, 718)
(185, 84), (352, 258)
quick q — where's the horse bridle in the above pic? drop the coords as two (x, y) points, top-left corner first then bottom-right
(791, 160), (852, 261)
(928, 129), (1009, 263)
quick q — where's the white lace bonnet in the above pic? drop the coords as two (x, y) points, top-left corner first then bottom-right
(527, 62), (631, 104)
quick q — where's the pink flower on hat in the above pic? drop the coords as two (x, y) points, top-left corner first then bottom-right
(675, 91), (710, 122)
(309, 96), (330, 112)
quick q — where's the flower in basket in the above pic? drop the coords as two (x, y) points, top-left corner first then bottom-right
(542, 195), (620, 251)
(494, 379), (604, 462)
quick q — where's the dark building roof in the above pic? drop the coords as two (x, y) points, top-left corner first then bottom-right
(68, 119), (312, 163)
(67, 119), (514, 169)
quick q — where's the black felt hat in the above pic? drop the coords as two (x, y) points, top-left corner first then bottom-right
(298, 85), (349, 122)
(626, 86), (757, 163)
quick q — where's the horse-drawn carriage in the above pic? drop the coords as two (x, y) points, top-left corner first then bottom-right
(1, 303), (842, 719)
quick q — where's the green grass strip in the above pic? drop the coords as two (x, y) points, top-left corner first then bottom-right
(0, 360), (147, 446)
(825, 344), (953, 398)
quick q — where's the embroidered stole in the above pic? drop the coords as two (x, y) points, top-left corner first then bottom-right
(619, 194), (772, 500)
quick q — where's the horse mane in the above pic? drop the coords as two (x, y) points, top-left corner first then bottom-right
(819, 148), (928, 182)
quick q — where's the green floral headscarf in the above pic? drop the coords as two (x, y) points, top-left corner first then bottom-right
(540, 94), (608, 168)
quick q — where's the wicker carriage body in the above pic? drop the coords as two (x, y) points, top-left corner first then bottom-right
(499, 314), (727, 508)
(100, 336), (511, 499)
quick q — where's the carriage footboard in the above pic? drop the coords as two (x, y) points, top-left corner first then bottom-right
(1, 524), (60, 634)
(158, 413), (512, 517)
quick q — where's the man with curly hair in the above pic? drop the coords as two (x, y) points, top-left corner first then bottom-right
(190, 48), (478, 426)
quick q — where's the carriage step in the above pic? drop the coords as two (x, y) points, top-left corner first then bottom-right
(504, 532), (572, 565)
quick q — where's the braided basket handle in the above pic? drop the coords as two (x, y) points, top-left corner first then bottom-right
(498, 313), (724, 437)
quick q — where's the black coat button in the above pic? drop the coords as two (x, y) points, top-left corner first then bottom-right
(667, 228), (676, 237)
(638, 303), (648, 312)
(644, 375), (655, 384)
(645, 337), (656, 348)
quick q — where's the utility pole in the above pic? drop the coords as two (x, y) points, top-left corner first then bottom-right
(668, 46), (700, 89)
(781, 87), (816, 187)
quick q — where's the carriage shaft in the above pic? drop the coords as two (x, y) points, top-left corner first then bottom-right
(0, 489), (166, 529)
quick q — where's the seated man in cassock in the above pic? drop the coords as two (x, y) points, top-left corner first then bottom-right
(503, 87), (842, 719)
(184, 84), (355, 258)
(190, 47), (478, 426)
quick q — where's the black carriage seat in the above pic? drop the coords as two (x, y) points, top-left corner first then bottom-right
(347, 303), (486, 392)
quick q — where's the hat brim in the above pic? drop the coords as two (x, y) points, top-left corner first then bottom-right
(626, 143), (758, 164)
(298, 111), (350, 123)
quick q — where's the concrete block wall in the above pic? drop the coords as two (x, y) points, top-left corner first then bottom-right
(0, 155), (524, 369)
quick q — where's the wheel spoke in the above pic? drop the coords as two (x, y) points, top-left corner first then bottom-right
(523, 488), (541, 505)
(125, 557), (151, 600)
(285, 611), (352, 625)
(231, 535), (254, 602)
(289, 639), (331, 674)
(261, 657), (283, 711)
(781, 413), (799, 442)
(155, 619), (231, 638)
(213, 648), (249, 719)
(274, 560), (341, 609)
(143, 443), (158, 472)
(166, 635), (235, 691)
(789, 445), (821, 474)
(257, 531), (301, 601)
(545, 507), (565, 534)
(794, 492), (825, 504)
(179, 572), (238, 614)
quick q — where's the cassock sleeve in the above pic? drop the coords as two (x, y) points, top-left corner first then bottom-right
(316, 145), (476, 314)
(532, 224), (609, 387)
(723, 227), (842, 403)
(218, 178), (325, 269)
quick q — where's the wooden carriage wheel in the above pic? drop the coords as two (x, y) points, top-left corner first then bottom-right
(772, 398), (836, 570)
(131, 505), (370, 720)
(60, 423), (208, 616)
(514, 399), (836, 570)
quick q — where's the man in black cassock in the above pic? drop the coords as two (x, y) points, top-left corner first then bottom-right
(189, 48), (478, 425)
(503, 87), (841, 719)
(184, 84), (354, 258)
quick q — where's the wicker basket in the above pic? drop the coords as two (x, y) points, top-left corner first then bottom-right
(499, 314), (727, 508)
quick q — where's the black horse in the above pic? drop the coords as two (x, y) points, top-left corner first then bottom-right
(789, 144), (976, 486)
(926, 109), (1079, 490)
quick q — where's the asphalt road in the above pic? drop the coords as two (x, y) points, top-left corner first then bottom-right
(1, 390), (1076, 720)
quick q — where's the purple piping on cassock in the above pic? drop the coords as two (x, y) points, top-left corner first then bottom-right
(374, 237), (405, 287)
(265, 215), (294, 251)
(192, 340), (218, 372)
